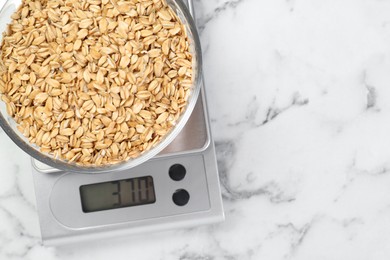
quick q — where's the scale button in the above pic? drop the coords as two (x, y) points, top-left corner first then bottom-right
(172, 189), (190, 206)
(169, 164), (186, 181)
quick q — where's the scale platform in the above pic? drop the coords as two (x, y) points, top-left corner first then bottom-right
(31, 0), (224, 246)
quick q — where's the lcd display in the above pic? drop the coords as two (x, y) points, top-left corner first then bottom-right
(80, 176), (156, 213)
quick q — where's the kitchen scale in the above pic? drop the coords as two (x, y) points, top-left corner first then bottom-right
(31, 0), (224, 246)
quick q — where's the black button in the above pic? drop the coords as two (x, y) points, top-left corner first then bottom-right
(169, 164), (186, 181)
(172, 189), (190, 206)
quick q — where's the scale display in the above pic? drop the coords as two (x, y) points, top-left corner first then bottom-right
(80, 176), (156, 213)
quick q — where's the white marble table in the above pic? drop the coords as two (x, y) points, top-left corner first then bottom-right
(2, 0), (390, 259)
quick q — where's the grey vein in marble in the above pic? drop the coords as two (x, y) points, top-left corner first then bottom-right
(195, 0), (248, 32)
(216, 140), (296, 203)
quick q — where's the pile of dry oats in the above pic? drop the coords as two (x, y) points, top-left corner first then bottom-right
(0, 0), (193, 165)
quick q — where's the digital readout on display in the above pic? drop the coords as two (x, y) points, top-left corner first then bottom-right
(79, 176), (156, 213)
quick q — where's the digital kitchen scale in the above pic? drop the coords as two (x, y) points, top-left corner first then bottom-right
(31, 0), (224, 246)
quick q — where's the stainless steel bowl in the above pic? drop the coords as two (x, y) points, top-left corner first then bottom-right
(0, 0), (202, 173)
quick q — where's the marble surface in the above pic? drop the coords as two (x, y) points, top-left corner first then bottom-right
(2, 0), (390, 259)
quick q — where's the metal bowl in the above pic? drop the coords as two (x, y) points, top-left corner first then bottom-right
(0, 0), (202, 173)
